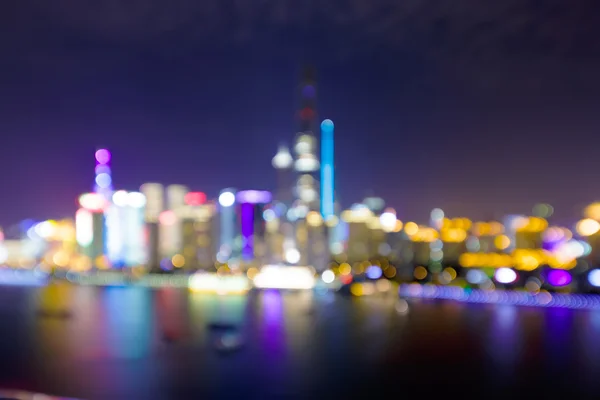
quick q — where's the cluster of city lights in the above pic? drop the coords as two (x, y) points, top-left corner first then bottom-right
(399, 283), (600, 311)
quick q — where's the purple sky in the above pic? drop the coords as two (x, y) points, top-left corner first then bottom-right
(1, 1), (600, 226)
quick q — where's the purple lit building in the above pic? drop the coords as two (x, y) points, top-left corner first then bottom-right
(236, 190), (272, 263)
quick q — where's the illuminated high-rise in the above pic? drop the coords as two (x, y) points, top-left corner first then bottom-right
(293, 67), (320, 211)
(76, 192), (108, 267)
(159, 185), (189, 262)
(94, 149), (113, 201)
(106, 191), (147, 267)
(320, 119), (334, 220)
(217, 189), (237, 263)
(272, 145), (294, 206)
(237, 190), (272, 263)
(140, 183), (163, 270)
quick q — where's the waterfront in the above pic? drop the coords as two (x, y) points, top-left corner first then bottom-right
(0, 284), (600, 398)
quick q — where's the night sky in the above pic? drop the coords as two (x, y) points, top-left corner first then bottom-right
(1, 1), (600, 227)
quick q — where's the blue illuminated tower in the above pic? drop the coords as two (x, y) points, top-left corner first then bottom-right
(320, 119), (334, 220)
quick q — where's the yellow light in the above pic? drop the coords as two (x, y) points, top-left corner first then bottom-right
(73, 256), (92, 271)
(443, 267), (457, 281)
(441, 228), (467, 243)
(95, 256), (110, 270)
(584, 203), (600, 220)
(576, 218), (600, 237)
(384, 267), (396, 278)
(306, 211), (323, 227)
(172, 254), (185, 268)
(473, 222), (489, 236)
(246, 267), (259, 280)
(367, 215), (381, 230)
(442, 218), (452, 229)
(217, 265), (230, 276)
(341, 208), (373, 223)
(488, 222), (504, 235)
(350, 283), (364, 296)
(494, 235), (511, 250)
(411, 226), (438, 242)
(414, 266), (427, 280)
(459, 253), (475, 267)
(339, 263), (352, 275)
(461, 218), (473, 230)
(52, 251), (69, 267)
(325, 215), (339, 227)
(404, 222), (418, 236)
(393, 220), (403, 233)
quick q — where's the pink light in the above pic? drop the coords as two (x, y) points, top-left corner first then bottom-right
(184, 192), (207, 206)
(95, 149), (111, 164)
(159, 210), (177, 226)
(236, 190), (271, 204)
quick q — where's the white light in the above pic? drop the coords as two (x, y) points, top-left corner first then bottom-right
(379, 212), (397, 232)
(263, 209), (276, 221)
(253, 265), (315, 290)
(294, 135), (313, 155)
(75, 209), (93, 247)
(295, 205), (309, 218)
(494, 268), (517, 284)
(127, 192), (146, 208)
(466, 269), (487, 284)
(112, 190), (129, 207)
(395, 299), (409, 314)
(0, 245), (7, 264)
(588, 270), (600, 287)
(34, 221), (56, 239)
(286, 209), (298, 222)
(298, 187), (317, 202)
(285, 248), (300, 264)
(272, 145), (293, 169)
(431, 208), (444, 221)
(294, 155), (320, 172)
(322, 269), (335, 283)
(330, 242), (344, 255)
(95, 173), (112, 188)
(188, 273), (250, 294)
(79, 193), (106, 211)
(219, 192), (235, 207)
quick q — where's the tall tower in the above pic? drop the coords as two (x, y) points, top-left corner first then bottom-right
(272, 144), (294, 206)
(293, 66), (320, 211)
(94, 148), (113, 201)
(320, 119), (335, 221)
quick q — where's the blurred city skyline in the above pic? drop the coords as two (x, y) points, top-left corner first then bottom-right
(2, 1), (600, 226)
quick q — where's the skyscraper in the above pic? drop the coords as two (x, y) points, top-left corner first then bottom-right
(293, 67), (320, 211)
(320, 119), (335, 221)
(140, 183), (163, 271)
(272, 144), (294, 206)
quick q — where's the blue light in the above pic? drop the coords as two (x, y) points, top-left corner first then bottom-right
(320, 119), (334, 220)
(95, 173), (112, 189)
(589, 269), (600, 287)
(366, 265), (383, 279)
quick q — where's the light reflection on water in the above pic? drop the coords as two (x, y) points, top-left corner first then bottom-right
(104, 286), (153, 359)
(485, 305), (521, 383)
(261, 290), (286, 357)
(7, 286), (600, 398)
